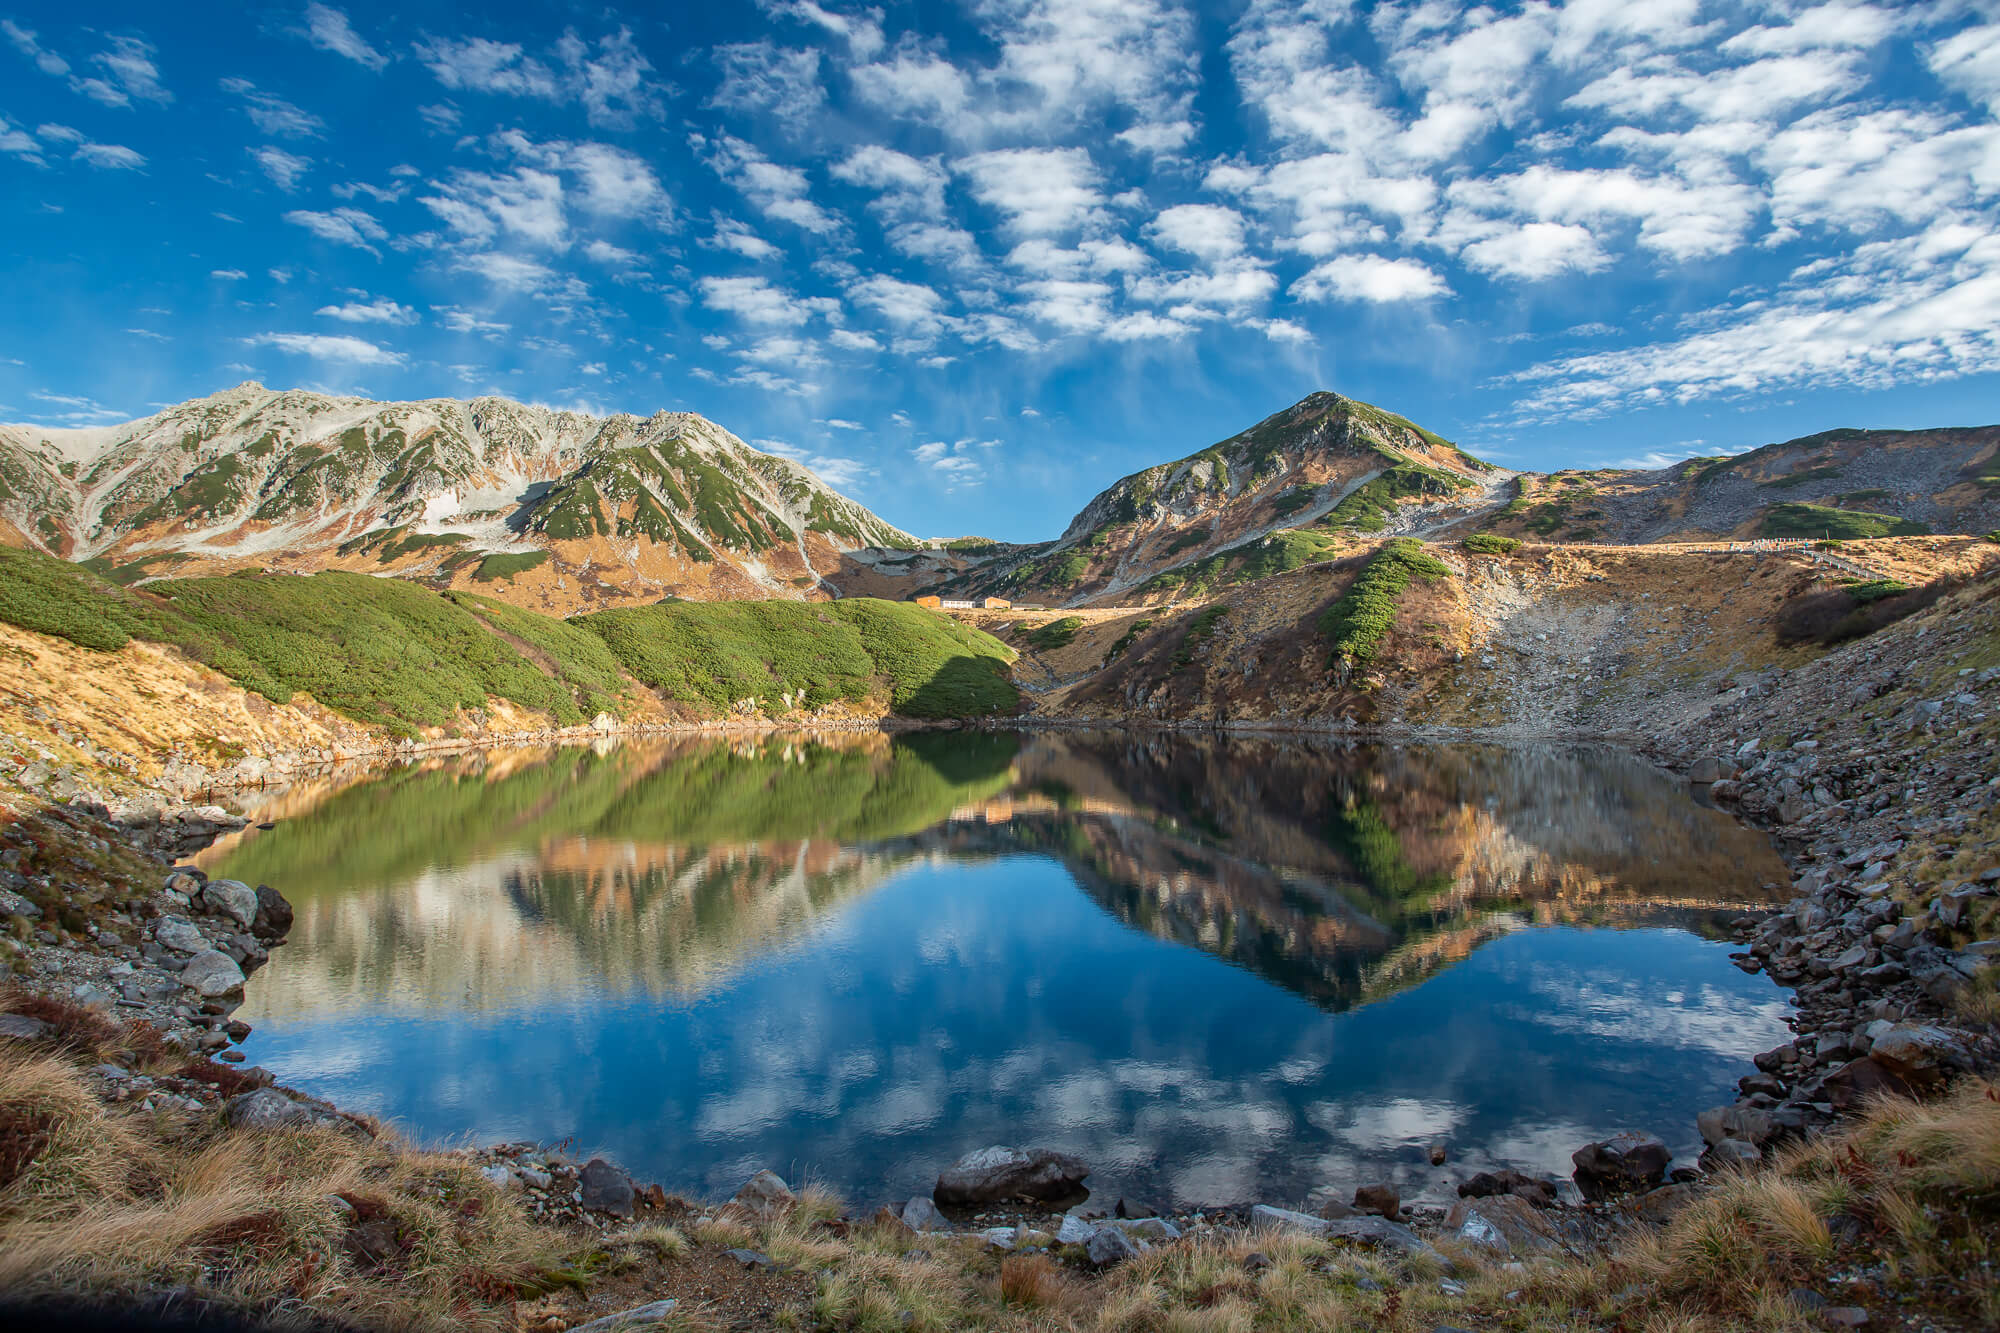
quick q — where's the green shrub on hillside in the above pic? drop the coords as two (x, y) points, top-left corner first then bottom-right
(1318, 538), (1450, 671)
(1027, 616), (1085, 651)
(1324, 463), (1470, 532)
(1757, 503), (1929, 539)
(577, 599), (1017, 718)
(1170, 604), (1230, 670)
(1101, 617), (1154, 665)
(472, 551), (550, 582)
(1462, 533), (1522, 555)
(1844, 579), (1912, 605)
(446, 592), (630, 718)
(153, 571), (597, 733)
(0, 547), (196, 652)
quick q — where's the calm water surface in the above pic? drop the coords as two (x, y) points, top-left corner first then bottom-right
(203, 732), (1792, 1209)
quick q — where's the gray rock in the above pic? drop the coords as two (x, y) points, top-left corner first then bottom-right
(179, 950), (246, 997)
(1697, 1105), (1774, 1147)
(580, 1159), (634, 1217)
(732, 1168), (794, 1218)
(480, 1165), (518, 1190)
(1867, 1025), (1972, 1086)
(566, 1300), (678, 1333)
(1112, 1217), (1181, 1242)
(0, 888), (40, 918)
(725, 1249), (777, 1270)
(1056, 1213), (1099, 1245)
(1084, 1225), (1144, 1267)
(1823, 1308), (1870, 1328)
(1572, 1132), (1671, 1201)
(0, 1014), (53, 1041)
(933, 1146), (1089, 1205)
(153, 916), (207, 954)
(1444, 1194), (1559, 1256)
(199, 879), (260, 928)
(902, 1196), (950, 1232)
(1698, 1139), (1763, 1174)
(226, 1089), (310, 1130)
(1322, 1214), (1442, 1260)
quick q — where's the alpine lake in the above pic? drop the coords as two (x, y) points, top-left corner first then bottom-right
(196, 730), (1793, 1213)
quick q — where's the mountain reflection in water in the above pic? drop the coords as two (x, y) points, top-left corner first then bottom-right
(208, 731), (1791, 1206)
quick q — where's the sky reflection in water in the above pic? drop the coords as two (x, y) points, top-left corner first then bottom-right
(213, 732), (1792, 1207)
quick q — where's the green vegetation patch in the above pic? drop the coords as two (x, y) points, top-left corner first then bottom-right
(1170, 604), (1230, 671)
(1324, 463), (1470, 532)
(1101, 617), (1154, 665)
(1462, 533), (1522, 555)
(446, 592), (629, 718)
(1026, 616), (1085, 652)
(944, 537), (999, 553)
(472, 551), (551, 583)
(577, 598), (1017, 718)
(1269, 485), (1320, 519)
(1317, 538), (1450, 671)
(1759, 466), (1846, 489)
(1845, 579), (1912, 605)
(1161, 527), (1211, 556)
(1757, 503), (1929, 539)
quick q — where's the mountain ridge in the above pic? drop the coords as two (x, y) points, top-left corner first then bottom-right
(0, 382), (917, 611)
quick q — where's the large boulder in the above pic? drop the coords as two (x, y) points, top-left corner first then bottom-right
(1865, 1025), (1971, 1088)
(902, 1196), (950, 1232)
(198, 879), (260, 929)
(1249, 1206), (1440, 1260)
(252, 885), (294, 940)
(933, 1146), (1089, 1205)
(732, 1169), (795, 1218)
(1444, 1194), (1560, 1256)
(1699, 1139), (1763, 1174)
(1084, 1225), (1143, 1267)
(1572, 1132), (1671, 1201)
(226, 1088), (310, 1130)
(180, 950), (246, 998)
(580, 1159), (635, 1217)
(153, 916), (207, 954)
(1457, 1169), (1558, 1207)
(1697, 1104), (1776, 1147)
(1822, 1056), (1913, 1112)
(1352, 1183), (1400, 1218)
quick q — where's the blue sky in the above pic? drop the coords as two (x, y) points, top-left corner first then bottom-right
(3, 1), (1998, 541)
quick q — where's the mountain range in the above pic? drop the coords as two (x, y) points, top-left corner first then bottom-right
(4, 383), (1997, 616)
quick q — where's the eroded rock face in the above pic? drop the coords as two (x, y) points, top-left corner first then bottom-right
(1572, 1132), (1671, 1201)
(933, 1146), (1089, 1205)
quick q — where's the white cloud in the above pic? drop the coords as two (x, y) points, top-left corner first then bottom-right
(828, 328), (882, 351)
(251, 145), (311, 191)
(422, 167), (567, 247)
(416, 27), (662, 127)
(846, 274), (953, 337)
(249, 332), (405, 365)
(210, 269), (248, 280)
(435, 307), (510, 335)
(699, 275), (838, 326)
(823, 418), (863, 430)
(2, 19), (69, 77)
(453, 251), (563, 293)
(761, 0), (886, 59)
(710, 41), (824, 128)
(958, 147), (1101, 236)
(284, 207), (387, 253)
(700, 135), (840, 234)
(1145, 205), (1250, 264)
(1460, 222), (1609, 280)
(1290, 254), (1448, 303)
(1509, 221), (2000, 419)
(705, 218), (782, 260)
(72, 142), (145, 170)
(220, 77), (325, 138)
(316, 297), (418, 325)
(304, 4), (389, 71)
(584, 239), (640, 265)
(1930, 20), (2000, 113)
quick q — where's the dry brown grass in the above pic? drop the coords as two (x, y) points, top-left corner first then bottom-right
(0, 1039), (564, 1331)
